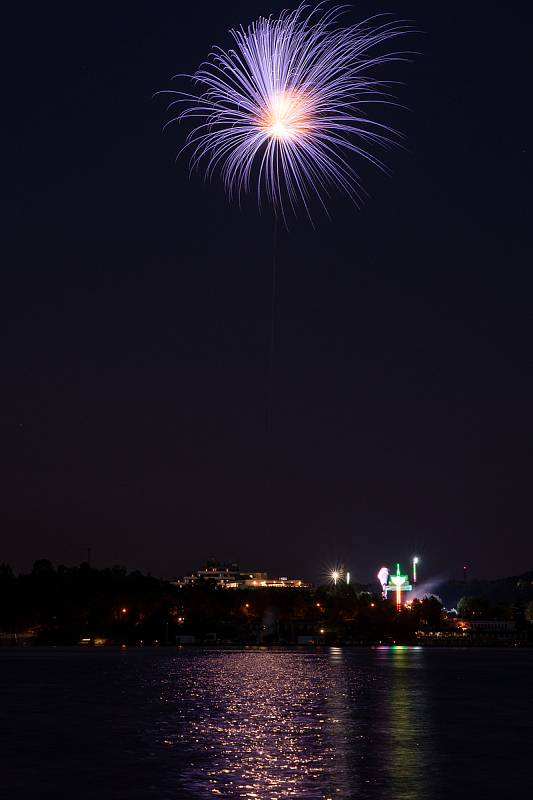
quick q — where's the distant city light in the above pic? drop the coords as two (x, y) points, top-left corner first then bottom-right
(121, 607), (127, 614)
(377, 566), (390, 598)
(331, 571), (340, 586)
(346, 571), (350, 585)
(378, 562), (415, 608)
(388, 563), (413, 611)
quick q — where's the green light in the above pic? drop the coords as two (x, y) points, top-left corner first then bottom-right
(387, 563), (412, 610)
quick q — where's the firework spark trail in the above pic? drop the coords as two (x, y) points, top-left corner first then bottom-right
(160, 2), (413, 222)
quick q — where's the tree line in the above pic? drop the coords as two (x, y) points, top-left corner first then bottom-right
(0, 560), (532, 645)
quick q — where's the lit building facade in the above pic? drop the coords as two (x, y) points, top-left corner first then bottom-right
(175, 561), (312, 590)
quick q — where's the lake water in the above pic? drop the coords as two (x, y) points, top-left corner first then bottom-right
(1, 647), (531, 799)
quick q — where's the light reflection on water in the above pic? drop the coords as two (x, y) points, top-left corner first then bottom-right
(155, 646), (431, 799)
(3, 647), (533, 798)
(376, 647), (429, 800)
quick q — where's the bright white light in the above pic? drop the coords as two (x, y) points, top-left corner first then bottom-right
(261, 90), (310, 141)
(377, 567), (389, 586)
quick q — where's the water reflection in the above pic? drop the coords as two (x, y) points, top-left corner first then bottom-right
(374, 646), (431, 800)
(164, 649), (354, 797)
(154, 647), (432, 799)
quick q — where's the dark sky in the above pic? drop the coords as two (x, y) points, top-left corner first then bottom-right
(3, 1), (532, 583)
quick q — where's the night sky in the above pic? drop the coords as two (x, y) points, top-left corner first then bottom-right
(3, 1), (532, 582)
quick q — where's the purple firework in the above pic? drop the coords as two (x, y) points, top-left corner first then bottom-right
(162, 3), (412, 221)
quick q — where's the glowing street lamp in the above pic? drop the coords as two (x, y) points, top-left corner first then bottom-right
(346, 571), (351, 585)
(331, 570), (340, 586)
(412, 556), (419, 584)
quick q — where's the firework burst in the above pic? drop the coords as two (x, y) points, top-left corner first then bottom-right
(161, 3), (413, 221)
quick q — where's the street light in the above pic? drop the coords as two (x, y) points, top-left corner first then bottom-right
(331, 571), (339, 586)
(412, 556), (419, 584)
